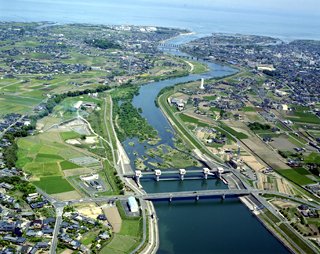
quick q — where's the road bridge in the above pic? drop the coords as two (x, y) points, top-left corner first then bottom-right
(64, 188), (255, 205)
(143, 188), (252, 201)
(157, 43), (181, 49)
(61, 189), (320, 209)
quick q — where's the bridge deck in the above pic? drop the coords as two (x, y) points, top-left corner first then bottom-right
(143, 189), (251, 200)
(63, 190), (320, 209)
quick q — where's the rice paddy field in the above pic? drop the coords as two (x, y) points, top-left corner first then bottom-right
(33, 176), (75, 194)
(0, 93), (42, 115)
(16, 131), (90, 193)
(0, 71), (104, 116)
(276, 168), (316, 186)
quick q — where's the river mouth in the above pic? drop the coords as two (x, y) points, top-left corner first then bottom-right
(121, 33), (290, 254)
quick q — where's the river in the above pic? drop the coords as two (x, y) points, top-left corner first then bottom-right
(122, 35), (290, 253)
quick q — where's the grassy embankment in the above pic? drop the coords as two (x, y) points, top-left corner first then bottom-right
(260, 210), (318, 254)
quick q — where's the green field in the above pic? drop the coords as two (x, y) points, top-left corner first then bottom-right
(35, 153), (64, 162)
(60, 131), (82, 140)
(101, 202), (142, 254)
(101, 234), (139, 254)
(179, 113), (209, 127)
(0, 94), (42, 115)
(16, 132), (85, 193)
(102, 218), (141, 254)
(288, 111), (320, 124)
(203, 95), (217, 101)
(81, 231), (99, 245)
(24, 161), (61, 176)
(0, 72), (104, 115)
(32, 176), (74, 194)
(277, 168), (315, 186)
(305, 152), (320, 165)
(17, 132), (84, 166)
(219, 122), (249, 139)
(242, 106), (256, 112)
(60, 160), (80, 170)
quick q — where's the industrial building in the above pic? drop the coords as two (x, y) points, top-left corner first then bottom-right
(128, 197), (139, 213)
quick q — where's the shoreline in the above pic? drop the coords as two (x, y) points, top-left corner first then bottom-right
(1, 18), (319, 41)
(239, 195), (295, 253)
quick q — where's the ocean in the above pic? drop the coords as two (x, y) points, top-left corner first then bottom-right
(1, 0), (320, 41)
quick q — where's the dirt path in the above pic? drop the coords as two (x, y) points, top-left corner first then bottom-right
(183, 60), (194, 72)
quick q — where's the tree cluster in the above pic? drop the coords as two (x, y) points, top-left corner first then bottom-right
(248, 122), (271, 131)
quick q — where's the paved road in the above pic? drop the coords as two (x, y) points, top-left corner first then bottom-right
(0, 114), (25, 138)
(59, 188), (320, 210)
(49, 206), (64, 254)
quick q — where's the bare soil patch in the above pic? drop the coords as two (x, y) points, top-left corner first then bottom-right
(102, 205), (122, 233)
(52, 190), (81, 201)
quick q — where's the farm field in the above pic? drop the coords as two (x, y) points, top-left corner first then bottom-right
(16, 131), (89, 193)
(287, 111), (320, 125)
(101, 202), (142, 254)
(0, 93), (42, 115)
(219, 122), (249, 140)
(0, 71), (104, 115)
(276, 168), (316, 186)
(269, 135), (297, 151)
(33, 176), (75, 194)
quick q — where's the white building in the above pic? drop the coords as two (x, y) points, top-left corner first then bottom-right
(128, 196), (139, 213)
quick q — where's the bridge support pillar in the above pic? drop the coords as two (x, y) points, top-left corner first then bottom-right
(222, 194), (225, 200)
(179, 169), (186, 181)
(155, 170), (161, 182)
(169, 195), (172, 203)
(195, 195), (199, 201)
(135, 170), (142, 186)
(203, 168), (210, 180)
(217, 167), (224, 179)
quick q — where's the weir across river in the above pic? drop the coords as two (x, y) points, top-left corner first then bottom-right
(124, 167), (229, 182)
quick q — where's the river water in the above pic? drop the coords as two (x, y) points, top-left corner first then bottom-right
(143, 180), (288, 254)
(124, 35), (290, 253)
